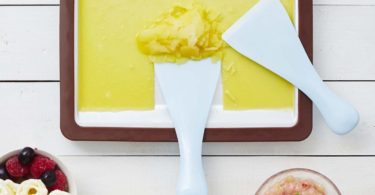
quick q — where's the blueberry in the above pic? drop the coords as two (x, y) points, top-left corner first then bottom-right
(18, 147), (35, 165)
(0, 164), (10, 180)
(41, 170), (57, 187)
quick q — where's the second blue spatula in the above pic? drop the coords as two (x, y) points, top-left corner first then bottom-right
(223, 0), (359, 134)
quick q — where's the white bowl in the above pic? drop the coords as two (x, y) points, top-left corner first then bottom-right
(256, 168), (341, 195)
(0, 149), (77, 195)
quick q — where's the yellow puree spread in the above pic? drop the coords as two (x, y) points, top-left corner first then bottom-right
(136, 3), (224, 63)
(78, 0), (295, 111)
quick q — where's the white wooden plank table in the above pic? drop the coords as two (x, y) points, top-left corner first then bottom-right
(1, 0), (375, 194)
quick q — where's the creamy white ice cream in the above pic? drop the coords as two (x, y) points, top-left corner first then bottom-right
(48, 190), (70, 195)
(16, 179), (48, 195)
(0, 179), (19, 195)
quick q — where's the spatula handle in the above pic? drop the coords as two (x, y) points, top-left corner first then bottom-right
(299, 72), (359, 135)
(177, 136), (207, 195)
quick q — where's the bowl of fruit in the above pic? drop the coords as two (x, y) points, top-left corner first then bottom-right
(0, 147), (77, 195)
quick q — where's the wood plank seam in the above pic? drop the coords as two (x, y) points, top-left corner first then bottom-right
(0, 4), (58, 6)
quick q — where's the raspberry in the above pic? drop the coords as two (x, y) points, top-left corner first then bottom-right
(30, 155), (56, 178)
(48, 170), (68, 191)
(5, 156), (30, 178)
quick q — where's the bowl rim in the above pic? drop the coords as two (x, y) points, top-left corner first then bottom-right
(0, 148), (77, 195)
(255, 168), (342, 195)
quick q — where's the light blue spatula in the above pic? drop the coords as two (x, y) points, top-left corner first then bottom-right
(223, 0), (359, 134)
(155, 59), (220, 195)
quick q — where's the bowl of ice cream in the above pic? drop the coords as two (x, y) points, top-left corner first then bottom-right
(0, 147), (77, 195)
(256, 168), (341, 195)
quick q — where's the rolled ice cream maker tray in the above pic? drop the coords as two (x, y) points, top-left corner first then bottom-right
(60, 0), (313, 141)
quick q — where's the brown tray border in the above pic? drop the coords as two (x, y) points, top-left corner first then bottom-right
(60, 0), (313, 142)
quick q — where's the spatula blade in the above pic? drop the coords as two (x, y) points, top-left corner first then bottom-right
(155, 59), (220, 136)
(222, 0), (311, 82)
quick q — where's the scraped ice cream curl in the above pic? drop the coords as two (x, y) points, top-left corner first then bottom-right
(0, 179), (18, 195)
(0, 179), (71, 195)
(136, 2), (224, 63)
(263, 176), (326, 195)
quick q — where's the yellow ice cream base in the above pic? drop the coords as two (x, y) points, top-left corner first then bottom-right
(78, 0), (295, 111)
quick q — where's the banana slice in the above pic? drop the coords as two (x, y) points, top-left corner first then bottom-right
(16, 179), (48, 195)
